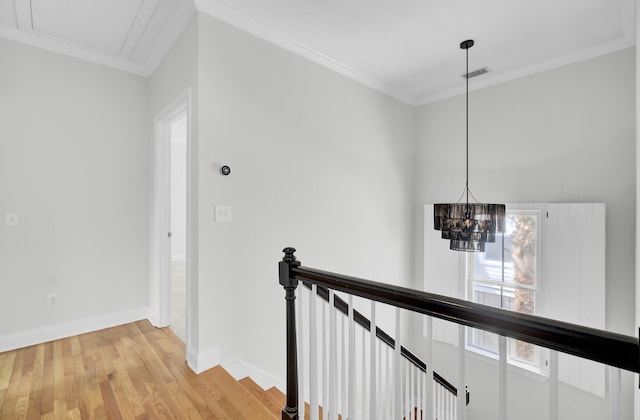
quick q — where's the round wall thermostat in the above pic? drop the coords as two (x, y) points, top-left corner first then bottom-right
(220, 165), (231, 176)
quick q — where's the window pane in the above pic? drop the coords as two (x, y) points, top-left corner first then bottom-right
(509, 337), (540, 366)
(472, 238), (514, 282)
(472, 282), (503, 308)
(470, 328), (499, 354)
(509, 214), (537, 287)
(514, 287), (535, 315)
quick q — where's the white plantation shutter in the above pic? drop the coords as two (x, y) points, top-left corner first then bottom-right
(541, 203), (606, 397)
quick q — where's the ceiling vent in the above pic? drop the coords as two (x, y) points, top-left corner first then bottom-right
(463, 67), (490, 79)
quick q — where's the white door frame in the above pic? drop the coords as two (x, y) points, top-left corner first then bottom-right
(150, 88), (193, 348)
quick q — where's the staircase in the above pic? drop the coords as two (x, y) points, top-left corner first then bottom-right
(200, 365), (282, 419)
(239, 375), (345, 420)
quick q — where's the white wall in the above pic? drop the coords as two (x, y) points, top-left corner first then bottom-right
(0, 37), (150, 346)
(195, 13), (416, 381)
(413, 48), (635, 419)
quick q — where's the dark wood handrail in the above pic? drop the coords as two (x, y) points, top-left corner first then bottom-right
(293, 265), (640, 373)
(301, 281), (461, 397)
(279, 247), (639, 420)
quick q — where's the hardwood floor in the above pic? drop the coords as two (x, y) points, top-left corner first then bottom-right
(0, 320), (280, 419)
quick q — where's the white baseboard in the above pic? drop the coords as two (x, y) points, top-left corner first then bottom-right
(187, 346), (221, 374)
(0, 307), (149, 353)
(224, 361), (285, 392)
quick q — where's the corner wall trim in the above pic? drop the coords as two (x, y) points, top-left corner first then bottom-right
(0, 307), (149, 353)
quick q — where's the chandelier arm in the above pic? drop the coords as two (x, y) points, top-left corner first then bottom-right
(455, 186), (467, 203)
(467, 188), (481, 203)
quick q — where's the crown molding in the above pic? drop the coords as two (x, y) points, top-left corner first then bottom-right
(0, 23), (151, 75)
(194, 0), (418, 106)
(417, 37), (636, 106)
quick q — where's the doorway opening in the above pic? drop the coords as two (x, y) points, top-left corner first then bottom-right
(169, 112), (187, 342)
(151, 88), (193, 353)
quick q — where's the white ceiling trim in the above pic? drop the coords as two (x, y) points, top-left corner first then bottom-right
(0, 0), (195, 77)
(0, 23), (149, 75)
(119, 0), (160, 60)
(419, 36), (636, 105)
(195, 0), (418, 106)
(139, 1), (196, 76)
(13, 0), (31, 30)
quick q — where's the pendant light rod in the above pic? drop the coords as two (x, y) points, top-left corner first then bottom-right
(461, 39), (474, 210)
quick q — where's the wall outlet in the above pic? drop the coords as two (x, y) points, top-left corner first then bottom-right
(47, 293), (58, 309)
(215, 205), (231, 222)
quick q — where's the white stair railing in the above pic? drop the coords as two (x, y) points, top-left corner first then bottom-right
(298, 283), (463, 419)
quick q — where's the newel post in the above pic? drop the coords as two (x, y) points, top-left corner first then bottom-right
(280, 247), (301, 420)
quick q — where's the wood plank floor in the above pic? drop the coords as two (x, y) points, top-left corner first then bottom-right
(0, 320), (278, 419)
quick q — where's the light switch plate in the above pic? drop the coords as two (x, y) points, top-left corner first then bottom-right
(5, 212), (18, 227)
(215, 206), (231, 222)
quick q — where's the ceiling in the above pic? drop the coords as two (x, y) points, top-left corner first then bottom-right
(0, 0), (635, 105)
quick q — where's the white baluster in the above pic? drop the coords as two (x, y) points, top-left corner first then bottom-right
(440, 387), (454, 420)
(418, 367), (423, 420)
(322, 295), (328, 420)
(420, 372), (424, 420)
(440, 384), (445, 420)
(450, 384), (455, 420)
(394, 308), (402, 419)
(348, 295), (355, 420)
(370, 301), (377, 419)
(437, 385), (440, 420)
(405, 361), (410, 419)
(436, 384), (442, 420)
(340, 314), (346, 419)
(549, 350), (558, 420)
(362, 325), (367, 418)
(385, 343), (392, 418)
(498, 335), (507, 420)
(442, 385), (447, 420)
(609, 366), (621, 420)
(309, 285), (318, 420)
(444, 384), (448, 420)
(329, 290), (337, 419)
(377, 339), (383, 418)
(411, 364), (416, 419)
(456, 325), (466, 420)
(425, 317), (434, 420)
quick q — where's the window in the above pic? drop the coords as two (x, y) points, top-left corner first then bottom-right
(424, 203), (606, 394)
(467, 210), (546, 374)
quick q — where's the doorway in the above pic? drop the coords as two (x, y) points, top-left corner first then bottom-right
(169, 112), (187, 342)
(151, 88), (192, 351)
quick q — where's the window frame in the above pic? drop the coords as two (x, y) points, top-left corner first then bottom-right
(464, 206), (549, 376)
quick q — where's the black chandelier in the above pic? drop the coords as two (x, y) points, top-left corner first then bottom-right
(433, 40), (505, 252)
